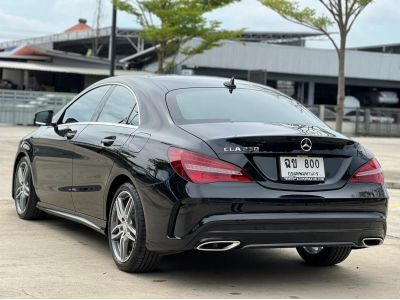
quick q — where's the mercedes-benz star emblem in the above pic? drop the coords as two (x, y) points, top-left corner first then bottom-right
(300, 138), (312, 152)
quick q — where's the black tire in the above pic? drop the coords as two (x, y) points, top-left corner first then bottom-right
(297, 246), (352, 266)
(108, 182), (160, 273)
(13, 157), (46, 220)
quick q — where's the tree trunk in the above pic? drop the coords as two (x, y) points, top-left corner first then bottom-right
(335, 32), (347, 133)
(157, 42), (166, 74)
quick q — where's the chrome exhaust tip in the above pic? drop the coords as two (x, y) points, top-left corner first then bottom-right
(196, 240), (241, 251)
(362, 237), (383, 247)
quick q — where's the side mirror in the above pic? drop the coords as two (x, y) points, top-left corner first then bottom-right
(34, 110), (54, 126)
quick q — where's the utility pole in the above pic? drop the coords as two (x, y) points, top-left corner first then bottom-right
(109, 4), (117, 76)
(93, 0), (102, 56)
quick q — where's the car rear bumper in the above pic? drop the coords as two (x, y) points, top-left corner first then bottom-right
(140, 182), (388, 253)
(183, 211), (386, 251)
(147, 210), (386, 253)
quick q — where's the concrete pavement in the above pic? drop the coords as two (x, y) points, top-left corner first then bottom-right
(0, 126), (399, 298)
(355, 137), (400, 188)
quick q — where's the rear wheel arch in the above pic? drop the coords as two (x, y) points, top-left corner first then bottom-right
(105, 174), (133, 225)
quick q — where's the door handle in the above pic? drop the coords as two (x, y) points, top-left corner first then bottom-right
(66, 130), (77, 139)
(101, 136), (116, 146)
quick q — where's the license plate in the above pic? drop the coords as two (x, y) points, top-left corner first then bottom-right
(280, 156), (325, 181)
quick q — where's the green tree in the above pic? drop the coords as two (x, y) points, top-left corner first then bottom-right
(113, 0), (243, 74)
(259, 0), (372, 132)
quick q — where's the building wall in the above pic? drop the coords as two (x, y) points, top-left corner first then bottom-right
(190, 66), (400, 107)
(84, 75), (104, 88)
(2, 69), (23, 88)
(178, 39), (400, 82)
(52, 57), (109, 69)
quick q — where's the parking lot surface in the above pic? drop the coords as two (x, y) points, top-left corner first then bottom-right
(0, 126), (399, 298)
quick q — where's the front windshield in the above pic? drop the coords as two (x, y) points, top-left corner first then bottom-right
(166, 88), (328, 128)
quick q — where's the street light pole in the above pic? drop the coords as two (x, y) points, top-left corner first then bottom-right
(110, 4), (117, 76)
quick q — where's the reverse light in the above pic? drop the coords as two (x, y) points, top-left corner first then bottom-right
(349, 158), (384, 184)
(168, 147), (254, 183)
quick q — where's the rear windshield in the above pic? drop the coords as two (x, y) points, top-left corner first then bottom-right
(166, 88), (328, 127)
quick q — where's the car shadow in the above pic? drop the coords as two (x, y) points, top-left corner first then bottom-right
(38, 214), (110, 254)
(154, 249), (364, 284)
(40, 215), (371, 293)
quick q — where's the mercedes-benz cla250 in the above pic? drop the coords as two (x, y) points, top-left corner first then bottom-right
(12, 76), (388, 272)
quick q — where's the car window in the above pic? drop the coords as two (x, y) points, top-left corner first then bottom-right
(127, 100), (139, 126)
(166, 88), (329, 128)
(97, 86), (139, 125)
(61, 86), (110, 124)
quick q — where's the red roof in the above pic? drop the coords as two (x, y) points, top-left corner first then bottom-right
(65, 19), (92, 33)
(14, 46), (46, 57)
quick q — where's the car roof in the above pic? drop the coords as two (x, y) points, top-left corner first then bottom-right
(147, 75), (269, 91)
(101, 74), (281, 94)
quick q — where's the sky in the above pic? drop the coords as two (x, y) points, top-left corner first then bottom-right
(0, 0), (399, 48)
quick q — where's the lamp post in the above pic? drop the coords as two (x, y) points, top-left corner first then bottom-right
(109, 5), (117, 76)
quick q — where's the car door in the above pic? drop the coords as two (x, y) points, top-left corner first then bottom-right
(32, 85), (111, 210)
(71, 84), (139, 218)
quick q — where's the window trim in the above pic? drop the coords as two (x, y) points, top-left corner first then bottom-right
(59, 85), (111, 125)
(95, 84), (140, 126)
(57, 82), (141, 127)
(58, 121), (139, 129)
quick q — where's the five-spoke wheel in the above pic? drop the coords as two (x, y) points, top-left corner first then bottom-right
(110, 191), (137, 263)
(13, 157), (44, 220)
(15, 161), (30, 214)
(108, 182), (160, 272)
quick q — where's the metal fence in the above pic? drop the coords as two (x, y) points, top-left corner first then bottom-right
(1, 89), (400, 137)
(306, 104), (400, 137)
(0, 89), (75, 125)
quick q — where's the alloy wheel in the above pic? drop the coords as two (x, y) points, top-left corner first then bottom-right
(303, 246), (324, 255)
(110, 191), (137, 263)
(15, 161), (30, 214)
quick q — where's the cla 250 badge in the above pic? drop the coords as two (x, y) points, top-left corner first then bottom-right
(224, 146), (260, 152)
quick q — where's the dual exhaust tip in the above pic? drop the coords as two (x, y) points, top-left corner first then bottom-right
(196, 240), (241, 251)
(195, 237), (383, 251)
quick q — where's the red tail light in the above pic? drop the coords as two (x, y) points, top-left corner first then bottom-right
(168, 147), (254, 183)
(349, 158), (384, 184)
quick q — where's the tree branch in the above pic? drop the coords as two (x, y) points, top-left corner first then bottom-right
(272, 10), (339, 52)
(319, 0), (339, 23)
(346, 5), (364, 33)
(133, 0), (151, 27)
(344, 0), (356, 28)
(347, 0), (358, 15)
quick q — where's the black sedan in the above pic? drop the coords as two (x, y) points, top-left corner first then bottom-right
(12, 76), (388, 273)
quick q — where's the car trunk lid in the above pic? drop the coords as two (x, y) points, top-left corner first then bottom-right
(179, 122), (358, 191)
